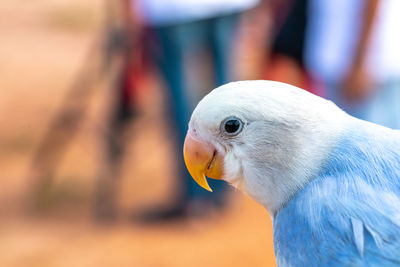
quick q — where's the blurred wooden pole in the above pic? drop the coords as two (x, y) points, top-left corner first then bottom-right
(28, 0), (136, 213)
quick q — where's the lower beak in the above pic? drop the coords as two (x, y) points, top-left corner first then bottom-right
(183, 132), (224, 192)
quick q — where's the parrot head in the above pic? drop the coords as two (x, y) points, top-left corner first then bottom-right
(183, 80), (348, 214)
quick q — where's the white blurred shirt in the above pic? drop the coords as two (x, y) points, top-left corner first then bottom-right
(305, 0), (400, 84)
(305, 0), (363, 83)
(134, 0), (259, 26)
(366, 0), (400, 82)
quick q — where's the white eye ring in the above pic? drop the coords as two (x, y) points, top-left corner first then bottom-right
(221, 117), (243, 136)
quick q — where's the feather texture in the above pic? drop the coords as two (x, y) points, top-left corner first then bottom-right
(274, 119), (400, 266)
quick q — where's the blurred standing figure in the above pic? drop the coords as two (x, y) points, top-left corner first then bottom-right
(94, 0), (148, 221)
(305, 0), (400, 129)
(132, 0), (259, 221)
(264, 0), (311, 91)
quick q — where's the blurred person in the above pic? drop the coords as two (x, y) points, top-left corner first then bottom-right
(94, 0), (149, 220)
(129, 0), (260, 221)
(263, 0), (313, 92)
(305, 0), (400, 128)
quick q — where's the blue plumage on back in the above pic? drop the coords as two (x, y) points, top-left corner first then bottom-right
(274, 120), (400, 266)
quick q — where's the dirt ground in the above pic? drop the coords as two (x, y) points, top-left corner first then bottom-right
(0, 0), (276, 266)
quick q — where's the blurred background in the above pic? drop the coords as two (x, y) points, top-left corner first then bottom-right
(1, 0), (399, 266)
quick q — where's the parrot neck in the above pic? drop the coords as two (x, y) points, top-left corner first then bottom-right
(272, 117), (400, 217)
(240, 107), (354, 217)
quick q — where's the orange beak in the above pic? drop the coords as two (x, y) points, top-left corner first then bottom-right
(183, 132), (224, 192)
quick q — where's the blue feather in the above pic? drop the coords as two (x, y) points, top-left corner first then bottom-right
(274, 120), (400, 266)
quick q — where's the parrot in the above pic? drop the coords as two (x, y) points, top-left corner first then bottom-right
(183, 80), (400, 266)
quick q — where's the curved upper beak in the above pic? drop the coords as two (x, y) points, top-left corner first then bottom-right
(183, 132), (224, 192)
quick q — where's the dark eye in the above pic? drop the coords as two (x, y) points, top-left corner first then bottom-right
(222, 117), (243, 135)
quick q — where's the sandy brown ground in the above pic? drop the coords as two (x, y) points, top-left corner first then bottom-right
(0, 0), (276, 266)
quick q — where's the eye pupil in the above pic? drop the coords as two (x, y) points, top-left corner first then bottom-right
(224, 119), (241, 133)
